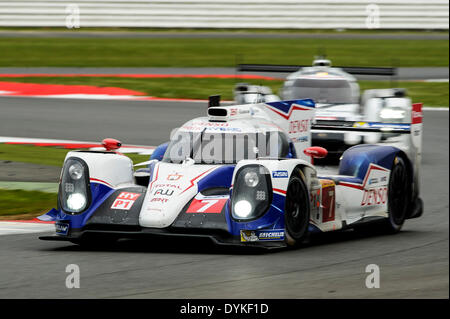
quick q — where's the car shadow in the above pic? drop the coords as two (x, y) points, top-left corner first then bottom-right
(43, 226), (414, 255)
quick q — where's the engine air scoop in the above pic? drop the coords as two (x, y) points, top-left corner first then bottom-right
(102, 138), (122, 151)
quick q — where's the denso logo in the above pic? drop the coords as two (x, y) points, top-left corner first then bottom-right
(361, 187), (387, 206)
(272, 170), (288, 178)
(289, 119), (309, 134)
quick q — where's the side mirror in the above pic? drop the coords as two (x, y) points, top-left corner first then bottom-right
(303, 146), (328, 164)
(102, 138), (122, 151)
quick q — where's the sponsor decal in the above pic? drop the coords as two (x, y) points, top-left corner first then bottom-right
(186, 198), (228, 214)
(295, 136), (309, 142)
(353, 121), (369, 128)
(153, 189), (174, 196)
(310, 188), (321, 219)
(153, 183), (182, 190)
(151, 197), (168, 204)
(167, 173), (183, 181)
(320, 179), (336, 222)
(361, 187), (387, 206)
(272, 170), (288, 178)
(289, 119), (309, 134)
(369, 178), (378, 185)
(111, 192), (141, 210)
(55, 222), (69, 236)
(240, 229), (285, 242)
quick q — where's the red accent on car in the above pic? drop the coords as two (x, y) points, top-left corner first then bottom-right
(412, 103), (423, 124)
(303, 146), (328, 159)
(102, 138), (122, 151)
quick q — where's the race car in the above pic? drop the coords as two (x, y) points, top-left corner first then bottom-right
(236, 58), (413, 156)
(39, 98), (423, 249)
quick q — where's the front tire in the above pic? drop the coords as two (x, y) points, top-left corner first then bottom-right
(284, 170), (310, 246)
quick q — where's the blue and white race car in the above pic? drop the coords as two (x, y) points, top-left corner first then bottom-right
(39, 98), (424, 248)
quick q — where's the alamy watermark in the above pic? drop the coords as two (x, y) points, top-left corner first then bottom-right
(365, 264), (380, 288)
(65, 264), (80, 289)
(65, 4), (80, 29)
(164, 128), (283, 164)
(365, 4), (380, 29)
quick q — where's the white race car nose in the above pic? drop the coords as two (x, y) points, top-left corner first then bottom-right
(139, 163), (217, 228)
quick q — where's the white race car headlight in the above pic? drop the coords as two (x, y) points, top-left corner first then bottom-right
(66, 193), (87, 211)
(231, 165), (272, 221)
(59, 158), (90, 214)
(233, 200), (253, 218)
(379, 108), (406, 120)
(68, 163), (83, 180)
(244, 171), (259, 187)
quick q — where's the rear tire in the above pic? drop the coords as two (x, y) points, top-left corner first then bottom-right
(381, 156), (410, 233)
(284, 170), (310, 246)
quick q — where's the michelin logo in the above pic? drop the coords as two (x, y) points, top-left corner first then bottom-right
(272, 170), (288, 178)
(240, 229), (285, 242)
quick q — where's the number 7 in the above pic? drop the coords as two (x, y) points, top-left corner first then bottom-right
(197, 199), (219, 212)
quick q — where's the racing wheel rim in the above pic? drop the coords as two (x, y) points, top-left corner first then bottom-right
(285, 175), (310, 240)
(388, 157), (409, 226)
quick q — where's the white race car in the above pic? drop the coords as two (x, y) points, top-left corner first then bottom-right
(39, 98), (423, 249)
(237, 58), (412, 156)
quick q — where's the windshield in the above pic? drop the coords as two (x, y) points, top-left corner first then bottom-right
(162, 130), (290, 164)
(283, 78), (356, 104)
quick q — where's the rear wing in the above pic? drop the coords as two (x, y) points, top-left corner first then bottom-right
(237, 64), (396, 76)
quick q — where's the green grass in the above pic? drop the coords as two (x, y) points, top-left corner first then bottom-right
(0, 189), (56, 218)
(0, 76), (447, 106)
(0, 144), (150, 167)
(0, 37), (447, 67)
(0, 144), (150, 218)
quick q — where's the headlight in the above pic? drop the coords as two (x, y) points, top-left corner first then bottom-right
(69, 163), (83, 180)
(234, 200), (252, 218)
(379, 108), (405, 120)
(66, 193), (87, 211)
(231, 165), (272, 221)
(59, 157), (90, 214)
(244, 171), (259, 187)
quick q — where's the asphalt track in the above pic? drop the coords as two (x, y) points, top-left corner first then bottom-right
(0, 97), (448, 298)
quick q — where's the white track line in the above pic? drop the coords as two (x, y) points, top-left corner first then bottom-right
(423, 107), (449, 111)
(0, 222), (54, 236)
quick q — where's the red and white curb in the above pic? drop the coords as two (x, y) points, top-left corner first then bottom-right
(0, 81), (207, 102)
(0, 75), (274, 101)
(0, 220), (54, 236)
(0, 136), (156, 155)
